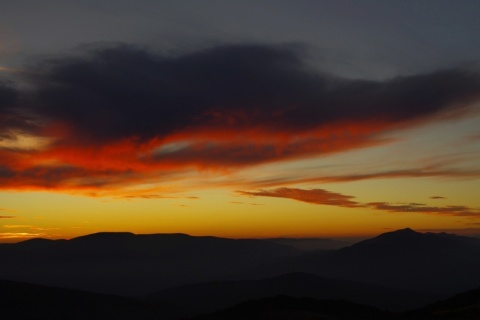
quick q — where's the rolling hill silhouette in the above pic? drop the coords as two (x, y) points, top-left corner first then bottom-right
(144, 272), (438, 312)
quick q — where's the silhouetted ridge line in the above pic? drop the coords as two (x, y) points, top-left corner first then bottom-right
(71, 231), (136, 241)
(17, 237), (55, 244)
(0, 231), (299, 295)
(354, 227), (421, 244)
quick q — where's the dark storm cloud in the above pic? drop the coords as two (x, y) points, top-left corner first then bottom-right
(0, 79), (41, 139)
(0, 80), (17, 110)
(30, 44), (480, 143)
(34, 44), (311, 142)
(0, 80), (21, 137)
(1, 43), (480, 191)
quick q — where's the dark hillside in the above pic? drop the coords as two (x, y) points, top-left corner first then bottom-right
(0, 279), (184, 320)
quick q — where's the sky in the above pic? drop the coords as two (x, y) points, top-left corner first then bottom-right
(1, 0), (480, 241)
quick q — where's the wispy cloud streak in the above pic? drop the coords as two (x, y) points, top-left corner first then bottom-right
(247, 168), (480, 189)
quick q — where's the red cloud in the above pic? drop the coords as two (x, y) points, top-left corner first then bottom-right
(0, 118), (393, 192)
(1, 44), (480, 195)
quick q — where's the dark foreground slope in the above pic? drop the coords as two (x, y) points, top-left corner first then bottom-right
(190, 291), (480, 320)
(254, 228), (480, 295)
(190, 295), (396, 320)
(409, 287), (480, 319)
(0, 232), (299, 295)
(145, 272), (438, 312)
(0, 279), (184, 320)
(2, 278), (479, 320)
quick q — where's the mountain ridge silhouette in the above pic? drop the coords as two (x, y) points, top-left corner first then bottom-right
(2, 228), (480, 296)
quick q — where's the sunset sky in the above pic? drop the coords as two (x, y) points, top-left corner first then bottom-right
(1, 0), (480, 241)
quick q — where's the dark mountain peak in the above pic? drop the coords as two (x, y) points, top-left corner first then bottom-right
(349, 228), (422, 248)
(393, 227), (416, 234)
(333, 227), (480, 265)
(70, 232), (136, 242)
(372, 228), (478, 245)
(380, 228), (420, 238)
(378, 227), (421, 239)
(339, 227), (477, 255)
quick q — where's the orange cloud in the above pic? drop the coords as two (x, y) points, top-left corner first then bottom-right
(241, 187), (480, 218)
(3, 225), (31, 228)
(0, 232), (45, 239)
(367, 202), (480, 217)
(240, 188), (362, 208)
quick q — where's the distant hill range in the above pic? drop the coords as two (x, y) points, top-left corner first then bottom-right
(144, 272), (438, 312)
(2, 228), (480, 316)
(265, 237), (353, 251)
(0, 232), (298, 295)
